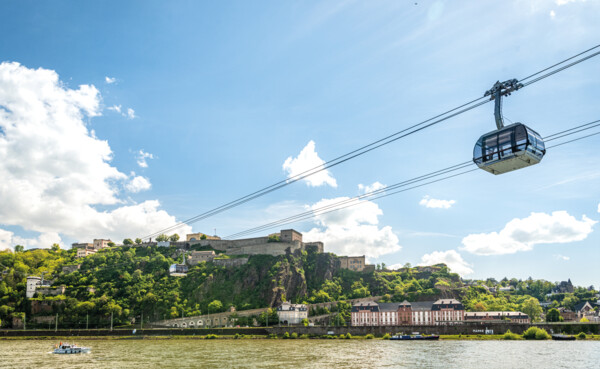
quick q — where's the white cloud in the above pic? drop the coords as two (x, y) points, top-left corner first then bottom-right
(555, 0), (583, 5)
(303, 197), (401, 259)
(105, 76), (116, 84)
(282, 140), (337, 188)
(126, 175), (151, 193)
(0, 228), (62, 250)
(358, 181), (386, 194)
(550, 10), (556, 18)
(0, 62), (190, 246)
(419, 195), (456, 209)
(461, 211), (596, 255)
(597, 202), (599, 213)
(419, 250), (473, 277)
(136, 150), (154, 168)
(106, 104), (135, 119)
(554, 254), (570, 261)
(107, 104), (122, 113)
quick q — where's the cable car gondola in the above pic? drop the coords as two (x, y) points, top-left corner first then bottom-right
(473, 79), (546, 175)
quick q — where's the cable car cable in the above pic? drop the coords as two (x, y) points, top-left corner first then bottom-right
(224, 121), (600, 239)
(140, 46), (600, 240)
(519, 44), (600, 82)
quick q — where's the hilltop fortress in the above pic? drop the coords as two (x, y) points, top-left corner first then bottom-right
(185, 229), (324, 256)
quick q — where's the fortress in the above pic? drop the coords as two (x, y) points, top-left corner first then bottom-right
(185, 229), (324, 257)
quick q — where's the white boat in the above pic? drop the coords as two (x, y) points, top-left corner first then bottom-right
(53, 343), (91, 354)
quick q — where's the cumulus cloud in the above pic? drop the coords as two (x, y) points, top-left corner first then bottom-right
(282, 140), (337, 188)
(555, 0), (581, 5)
(126, 175), (151, 193)
(0, 62), (189, 248)
(303, 197), (401, 259)
(107, 104), (136, 119)
(136, 150), (154, 168)
(107, 104), (122, 113)
(105, 76), (116, 84)
(0, 228), (63, 250)
(554, 254), (570, 261)
(419, 195), (456, 209)
(597, 202), (600, 213)
(461, 211), (596, 255)
(358, 181), (386, 194)
(419, 250), (473, 277)
(550, 10), (556, 18)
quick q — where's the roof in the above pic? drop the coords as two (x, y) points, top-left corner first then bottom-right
(410, 301), (434, 311)
(378, 303), (401, 312)
(574, 301), (592, 311)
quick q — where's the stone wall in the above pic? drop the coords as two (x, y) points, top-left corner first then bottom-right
(213, 258), (249, 268)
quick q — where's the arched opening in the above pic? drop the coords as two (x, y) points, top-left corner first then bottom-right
(198, 320), (203, 326)
(189, 321), (195, 326)
(182, 322), (187, 328)
(173, 324), (179, 328)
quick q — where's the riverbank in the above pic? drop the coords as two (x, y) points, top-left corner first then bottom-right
(2, 334), (599, 341)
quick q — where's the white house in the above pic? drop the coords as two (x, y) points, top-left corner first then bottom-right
(276, 302), (308, 325)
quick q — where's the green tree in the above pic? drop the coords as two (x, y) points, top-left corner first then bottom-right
(135, 238), (142, 244)
(546, 308), (560, 322)
(156, 234), (169, 242)
(107, 241), (116, 247)
(208, 300), (223, 313)
(14, 245), (24, 252)
(521, 297), (543, 322)
(51, 243), (60, 251)
(562, 295), (579, 311)
(123, 239), (134, 245)
(169, 234), (180, 242)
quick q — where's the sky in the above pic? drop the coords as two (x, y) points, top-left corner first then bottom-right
(0, 0), (599, 287)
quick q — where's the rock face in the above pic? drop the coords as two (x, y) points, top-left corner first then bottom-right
(186, 248), (340, 309)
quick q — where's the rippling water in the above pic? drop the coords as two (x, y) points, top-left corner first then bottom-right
(1, 339), (599, 368)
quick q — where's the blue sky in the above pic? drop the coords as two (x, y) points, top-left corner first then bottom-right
(0, 0), (599, 287)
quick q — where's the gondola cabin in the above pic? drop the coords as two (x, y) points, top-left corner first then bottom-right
(169, 264), (188, 277)
(473, 123), (545, 175)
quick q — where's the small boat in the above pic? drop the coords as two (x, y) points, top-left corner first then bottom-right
(390, 334), (439, 341)
(53, 342), (91, 354)
(551, 334), (576, 341)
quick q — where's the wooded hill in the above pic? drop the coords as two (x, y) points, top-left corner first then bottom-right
(0, 245), (597, 328)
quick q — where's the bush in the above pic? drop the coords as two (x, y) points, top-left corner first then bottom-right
(234, 333), (241, 339)
(283, 332), (290, 339)
(205, 334), (218, 339)
(523, 327), (550, 340)
(345, 333), (352, 339)
(535, 329), (551, 340)
(339, 334), (345, 339)
(268, 333), (277, 339)
(382, 333), (391, 340)
(291, 332), (298, 339)
(577, 332), (587, 340)
(300, 334), (309, 339)
(365, 334), (374, 339)
(503, 329), (520, 340)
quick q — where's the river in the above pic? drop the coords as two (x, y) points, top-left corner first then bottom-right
(1, 339), (599, 368)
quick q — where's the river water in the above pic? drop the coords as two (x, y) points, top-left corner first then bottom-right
(1, 339), (599, 368)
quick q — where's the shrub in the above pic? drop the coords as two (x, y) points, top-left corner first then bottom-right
(535, 329), (551, 340)
(268, 333), (278, 339)
(382, 333), (391, 340)
(300, 334), (309, 339)
(523, 327), (540, 340)
(577, 332), (587, 340)
(283, 332), (290, 339)
(503, 329), (520, 340)
(291, 332), (298, 339)
(234, 333), (241, 339)
(345, 333), (352, 339)
(365, 334), (374, 339)
(205, 334), (218, 339)
(339, 334), (345, 339)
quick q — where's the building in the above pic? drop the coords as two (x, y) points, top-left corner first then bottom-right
(574, 301), (594, 319)
(339, 256), (367, 272)
(71, 243), (93, 250)
(557, 307), (576, 322)
(351, 299), (465, 326)
(464, 311), (530, 324)
(277, 302), (308, 325)
(185, 229), (324, 257)
(93, 239), (112, 249)
(76, 248), (96, 258)
(188, 250), (216, 264)
(187, 233), (221, 241)
(26, 276), (53, 298)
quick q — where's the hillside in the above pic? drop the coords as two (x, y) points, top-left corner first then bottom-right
(0, 245), (597, 328)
